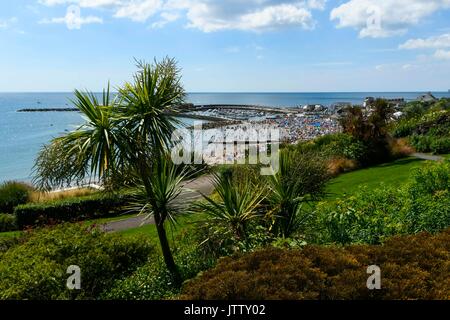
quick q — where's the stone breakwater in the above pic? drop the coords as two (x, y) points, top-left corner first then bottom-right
(17, 108), (79, 112)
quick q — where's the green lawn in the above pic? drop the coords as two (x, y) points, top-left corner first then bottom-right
(326, 157), (425, 200)
(119, 213), (206, 245)
(84, 213), (139, 225)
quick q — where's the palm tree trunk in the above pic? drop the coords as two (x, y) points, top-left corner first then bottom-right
(138, 161), (182, 286)
(153, 212), (182, 286)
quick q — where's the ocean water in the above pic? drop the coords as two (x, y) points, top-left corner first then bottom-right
(1, 92), (449, 183)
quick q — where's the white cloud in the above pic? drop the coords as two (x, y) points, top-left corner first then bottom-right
(39, 5), (102, 29)
(38, 0), (326, 32)
(307, 0), (326, 10)
(400, 33), (450, 50)
(330, 0), (450, 38)
(151, 11), (180, 28)
(184, 1), (322, 32)
(402, 64), (413, 70)
(0, 17), (18, 29)
(114, 0), (162, 22)
(399, 33), (450, 61)
(39, 0), (121, 7)
(434, 49), (450, 60)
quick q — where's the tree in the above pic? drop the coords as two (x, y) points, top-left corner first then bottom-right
(34, 58), (188, 285)
(340, 99), (394, 165)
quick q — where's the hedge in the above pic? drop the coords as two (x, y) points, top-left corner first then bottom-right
(181, 228), (450, 300)
(14, 193), (129, 229)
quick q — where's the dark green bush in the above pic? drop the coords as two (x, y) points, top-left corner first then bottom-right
(14, 192), (129, 229)
(0, 213), (17, 232)
(181, 229), (450, 300)
(430, 137), (450, 154)
(0, 224), (154, 300)
(0, 181), (31, 213)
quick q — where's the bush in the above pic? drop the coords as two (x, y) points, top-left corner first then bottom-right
(392, 117), (420, 138)
(306, 133), (367, 163)
(0, 224), (154, 300)
(410, 134), (450, 154)
(181, 229), (450, 300)
(102, 242), (216, 300)
(430, 137), (450, 154)
(394, 110), (450, 155)
(0, 214), (17, 232)
(314, 161), (450, 244)
(0, 181), (31, 213)
(14, 192), (129, 229)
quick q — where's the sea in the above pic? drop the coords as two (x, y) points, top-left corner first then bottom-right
(1, 92), (450, 183)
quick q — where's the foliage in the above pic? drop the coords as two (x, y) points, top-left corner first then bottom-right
(0, 224), (154, 300)
(14, 192), (129, 229)
(392, 109), (450, 155)
(340, 100), (394, 165)
(181, 228), (450, 300)
(291, 133), (367, 164)
(266, 149), (330, 238)
(0, 181), (32, 213)
(193, 172), (266, 240)
(0, 214), (16, 232)
(33, 58), (189, 283)
(410, 134), (450, 154)
(315, 161), (450, 244)
(102, 241), (215, 300)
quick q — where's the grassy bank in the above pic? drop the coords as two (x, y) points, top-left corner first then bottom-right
(326, 157), (425, 199)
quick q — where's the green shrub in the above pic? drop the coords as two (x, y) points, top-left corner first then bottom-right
(0, 214), (17, 232)
(392, 118), (420, 138)
(315, 161), (450, 244)
(409, 134), (431, 152)
(430, 137), (450, 154)
(0, 224), (154, 300)
(14, 192), (129, 229)
(410, 134), (450, 154)
(0, 181), (31, 213)
(181, 229), (450, 300)
(102, 244), (216, 300)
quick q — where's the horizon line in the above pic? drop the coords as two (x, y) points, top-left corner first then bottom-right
(0, 90), (449, 94)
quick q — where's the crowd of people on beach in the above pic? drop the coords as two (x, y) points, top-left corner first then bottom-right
(252, 113), (341, 143)
(179, 112), (341, 165)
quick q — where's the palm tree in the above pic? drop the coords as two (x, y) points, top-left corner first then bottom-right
(194, 173), (266, 240)
(34, 58), (188, 284)
(266, 150), (328, 238)
(34, 85), (119, 190)
(127, 153), (190, 284)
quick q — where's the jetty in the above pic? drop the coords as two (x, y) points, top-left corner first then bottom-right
(17, 108), (79, 112)
(194, 104), (296, 114)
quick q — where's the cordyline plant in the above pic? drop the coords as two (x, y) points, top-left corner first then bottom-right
(33, 57), (191, 285)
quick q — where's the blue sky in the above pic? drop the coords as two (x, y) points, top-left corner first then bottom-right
(1, 0), (450, 92)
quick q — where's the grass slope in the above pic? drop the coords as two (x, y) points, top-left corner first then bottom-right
(326, 157), (425, 199)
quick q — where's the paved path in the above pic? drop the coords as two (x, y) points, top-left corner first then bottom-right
(101, 175), (215, 232)
(411, 153), (444, 161)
